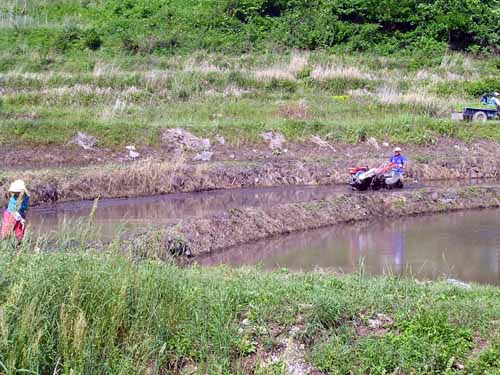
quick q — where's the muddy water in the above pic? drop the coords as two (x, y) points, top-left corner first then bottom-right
(28, 179), (479, 236)
(27, 182), (500, 285)
(201, 209), (500, 285)
(29, 185), (346, 237)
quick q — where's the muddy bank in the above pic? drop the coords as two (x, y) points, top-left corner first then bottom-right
(148, 186), (500, 257)
(3, 153), (500, 206)
(2, 136), (499, 169)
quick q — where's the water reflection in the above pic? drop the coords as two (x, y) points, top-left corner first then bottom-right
(26, 183), (500, 284)
(201, 210), (500, 285)
(28, 185), (345, 238)
(28, 179), (491, 238)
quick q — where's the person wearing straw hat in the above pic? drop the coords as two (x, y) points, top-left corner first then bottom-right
(1, 180), (30, 241)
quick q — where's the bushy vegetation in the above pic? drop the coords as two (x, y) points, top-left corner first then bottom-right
(1, 0), (499, 55)
(0, 243), (498, 374)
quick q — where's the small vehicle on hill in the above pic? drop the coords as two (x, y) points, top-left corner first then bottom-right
(349, 162), (403, 191)
(463, 107), (499, 122)
(458, 93), (500, 122)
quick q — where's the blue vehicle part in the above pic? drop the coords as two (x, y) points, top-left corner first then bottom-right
(463, 107), (499, 121)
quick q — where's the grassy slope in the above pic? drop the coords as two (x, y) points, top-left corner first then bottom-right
(1, 2), (500, 149)
(1, 51), (499, 149)
(0, 248), (497, 374)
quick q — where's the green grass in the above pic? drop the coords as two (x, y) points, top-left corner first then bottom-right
(0, 236), (498, 374)
(0, 1), (498, 152)
(0, 51), (499, 149)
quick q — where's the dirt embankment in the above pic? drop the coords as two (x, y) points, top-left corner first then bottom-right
(140, 186), (500, 258)
(3, 152), (500, 206)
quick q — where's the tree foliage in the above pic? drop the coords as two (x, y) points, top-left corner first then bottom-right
(1, 0), (499, 54)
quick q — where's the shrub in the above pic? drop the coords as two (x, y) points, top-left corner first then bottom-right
(2, 0), (499, 55)
(464, 78), (500, 97)
(82, 28), (102, 51)
(53, 25), (82, 52)
(318, 78), (374, 95)
(432, 81), (465, 97)
(264, 78), (297, 93)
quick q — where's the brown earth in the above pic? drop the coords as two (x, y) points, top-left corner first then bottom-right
(129, 185), (500, 258)
(2, 138), (500, 207)
(1, 136), (499, 169)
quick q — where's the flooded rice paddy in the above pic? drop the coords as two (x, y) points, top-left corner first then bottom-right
(29, 183), (500, 285)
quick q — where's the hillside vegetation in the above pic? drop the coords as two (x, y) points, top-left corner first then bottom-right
(1, 0), (499, 56)
(0, 1), (499, 149)
(1, 51), (499, 148)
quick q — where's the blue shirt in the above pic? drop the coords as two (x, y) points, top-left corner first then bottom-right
(389, 155), (406, 173)
(6, 194), (29, 218)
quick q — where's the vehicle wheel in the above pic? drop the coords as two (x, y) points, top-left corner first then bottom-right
(356, 180), (370, 191)
(396, 180), (404, 189)
(472, 111), (487, 123)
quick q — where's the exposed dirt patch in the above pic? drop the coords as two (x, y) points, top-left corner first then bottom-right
(278, 102), (311, 120)
(354, 313), (395, 337)
(471, 334), (490, 357)
(234, 314), (325, 375)
(2, 136), (500, 170)
(3, 140), (500, 207)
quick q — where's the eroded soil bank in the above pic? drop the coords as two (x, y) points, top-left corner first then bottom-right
(139, 185), (500, 258)
(1, 138), (493, 170)
(3, 142), (500, 206)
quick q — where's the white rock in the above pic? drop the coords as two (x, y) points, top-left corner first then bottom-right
(447, 278), (471, 290)
(71, 132), (96, 150)
(260, 131), (285, 150)
(311, 135), (335, 150)
(368, 318), (382, 329)
(161, 128), (211, 151)
(367, 137), (380, 150)
(126, 145), (136, 151)
(193, 151), (213, 162)
(129, 150), (140, 159)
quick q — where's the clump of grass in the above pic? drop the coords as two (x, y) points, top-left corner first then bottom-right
(310, 64), (373, 81)
(278, 101), (310, 120)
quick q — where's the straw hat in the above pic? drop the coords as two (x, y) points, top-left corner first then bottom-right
(8, 180), (29, 196)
